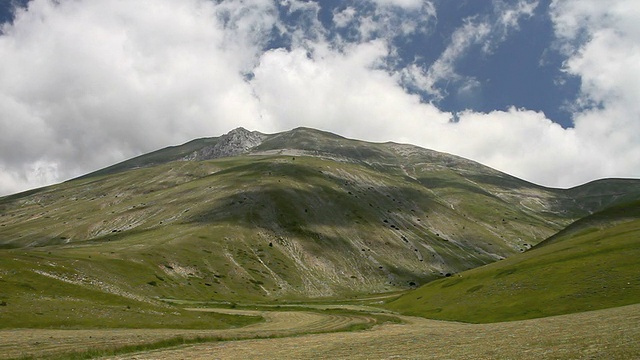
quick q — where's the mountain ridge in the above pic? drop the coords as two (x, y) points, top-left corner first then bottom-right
(69, 127), (640, 202)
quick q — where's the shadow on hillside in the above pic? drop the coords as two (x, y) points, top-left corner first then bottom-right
(183, 184), (435, 229)
(180, 160), (445, 229)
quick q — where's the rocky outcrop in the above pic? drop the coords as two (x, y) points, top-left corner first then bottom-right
(191, 127), (266, 160)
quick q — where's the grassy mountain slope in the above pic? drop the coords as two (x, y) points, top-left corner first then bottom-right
(0, 155), (553, 301)
(1, 127), (640, 328)
(385, 200), (640, 323)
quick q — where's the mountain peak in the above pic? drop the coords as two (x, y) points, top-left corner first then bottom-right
(192, 127), (266, 160)
(228, 126), (249, 134)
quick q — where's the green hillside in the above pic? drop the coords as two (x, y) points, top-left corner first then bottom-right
(0, 155), (555, 302)
(1, 127), (640, 328)
(385, 200), (640, 323)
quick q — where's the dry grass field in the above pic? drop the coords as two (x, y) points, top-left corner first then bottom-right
(0, 308), (377, 359)
(2, 304), (638, 359)
(105, 304), (639, 360)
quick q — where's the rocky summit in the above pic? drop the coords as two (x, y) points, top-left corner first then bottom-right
(190, 127), (267, 161)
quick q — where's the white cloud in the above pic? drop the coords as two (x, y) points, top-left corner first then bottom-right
(446, 108), (592, 187)
(251, 39), (451, 139)
(551, 0), (640, 43)
(550, 0), (640, 181)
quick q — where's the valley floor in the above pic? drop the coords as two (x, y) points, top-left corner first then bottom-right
(2, 304), (639, 360)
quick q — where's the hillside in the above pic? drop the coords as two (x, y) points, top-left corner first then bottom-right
(1, 127), (640, 328)
(385, 199), (640, 323)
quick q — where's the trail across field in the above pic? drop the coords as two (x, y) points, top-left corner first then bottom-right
(1, 304), (639, 359)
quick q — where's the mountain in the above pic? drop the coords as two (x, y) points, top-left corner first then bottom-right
(385, 199), (640, 323)
(1, 127), (640, 327)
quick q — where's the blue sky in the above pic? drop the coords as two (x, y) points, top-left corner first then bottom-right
(0, 0), (639, 195)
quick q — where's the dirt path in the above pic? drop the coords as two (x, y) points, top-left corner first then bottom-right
(0, 308), (376, 359)
(105, 304), (640, 360)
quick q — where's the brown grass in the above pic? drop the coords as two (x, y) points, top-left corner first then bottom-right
(0, 308), (376, 359)
(107, 304), (640, 360)
(2, 304), (638, 359)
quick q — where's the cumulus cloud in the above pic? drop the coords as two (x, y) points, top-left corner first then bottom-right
(444, 108), (590, 186)
(251, 39), (450, 140)
(0, 0), (638, 195)
(550, 0), (640, 180)
(0, 0), (273, 194)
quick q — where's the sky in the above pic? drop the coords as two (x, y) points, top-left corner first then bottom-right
(0, 0), (639, 195)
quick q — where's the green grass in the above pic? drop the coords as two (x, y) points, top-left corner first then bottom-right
(385, 201), (640, 323)
(0, 251), (263, 329)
